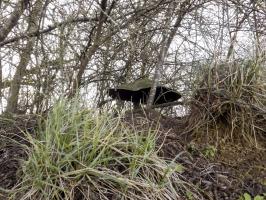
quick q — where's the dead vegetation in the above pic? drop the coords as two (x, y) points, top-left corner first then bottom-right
(0, 115), (37, 196)
(121, 60), (266, 199)
(0, 61), (265, 200)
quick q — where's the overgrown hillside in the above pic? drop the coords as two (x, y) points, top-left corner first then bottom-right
(0, 61), (265, 200)
(0, 1), (265, 199)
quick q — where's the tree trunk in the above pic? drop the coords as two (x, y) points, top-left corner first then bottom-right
(5, 0), (44, 113)
(69, 0), (109, 98)
(0, 0), (30, 42)
(147, 1), (191, 107)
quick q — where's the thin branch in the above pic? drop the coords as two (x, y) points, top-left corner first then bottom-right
(151, 101), (184, 108)
(0, 17), (96, 47)
(0, 0), (30, 42)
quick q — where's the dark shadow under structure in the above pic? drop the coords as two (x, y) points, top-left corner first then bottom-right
(108, 79), (181, 106)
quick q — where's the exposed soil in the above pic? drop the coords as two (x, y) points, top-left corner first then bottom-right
(0, 110), (265, 200)
(122, 109), (266, 199)
(0, 115), (37, 198)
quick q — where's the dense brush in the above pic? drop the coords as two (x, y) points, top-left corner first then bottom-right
(10, 99), (201, 200)
(190, 59), (266, 144)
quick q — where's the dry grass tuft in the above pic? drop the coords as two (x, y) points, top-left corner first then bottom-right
(188, 60), (266, 145)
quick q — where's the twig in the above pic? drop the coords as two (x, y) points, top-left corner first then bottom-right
(151, 101), (184, 108)
(0, 17), (96, 47)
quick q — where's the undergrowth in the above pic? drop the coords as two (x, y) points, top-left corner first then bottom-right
(190, 59), (266, 145)
(10, 99), (202, 200)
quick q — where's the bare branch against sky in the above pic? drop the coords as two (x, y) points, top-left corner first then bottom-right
(0, 0), (265, 113)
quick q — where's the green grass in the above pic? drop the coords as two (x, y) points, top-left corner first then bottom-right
(10, 99), (201, 200)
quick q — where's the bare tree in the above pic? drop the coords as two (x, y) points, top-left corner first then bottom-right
(0, 0), (264, 113)
(147, 0), (207, 107)
(5, 0), (44, 113)
(0, 0), (30, 42)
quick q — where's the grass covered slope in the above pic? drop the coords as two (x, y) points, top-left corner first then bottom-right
(10, 100), (200, 200)
(0, 60), (265, 200)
